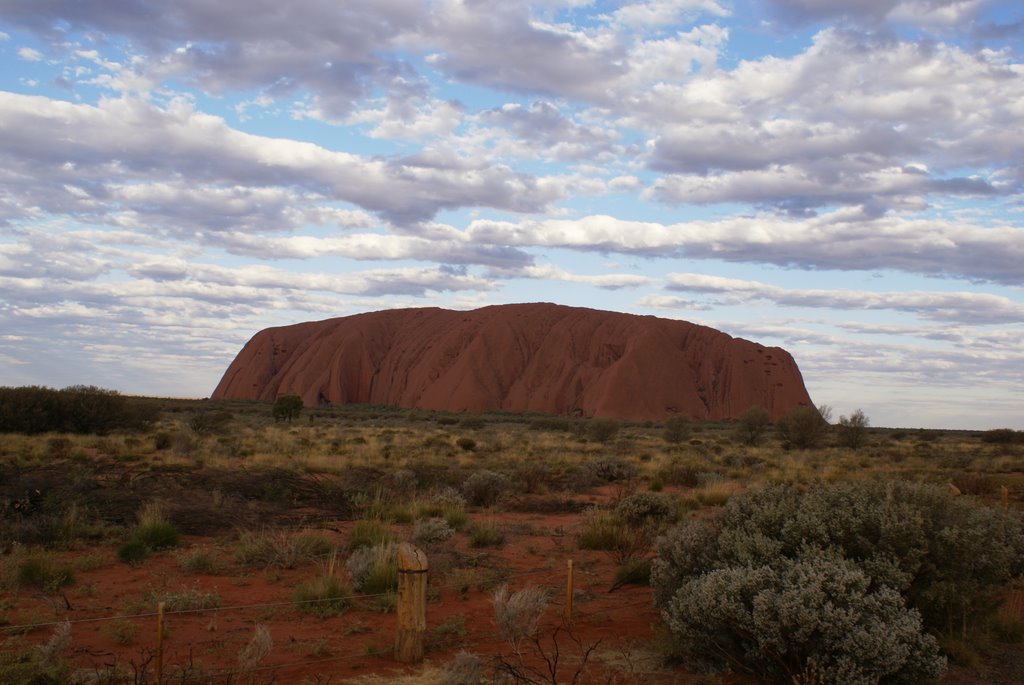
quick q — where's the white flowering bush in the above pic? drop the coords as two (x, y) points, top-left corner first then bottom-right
(652, 481), (1024, 682)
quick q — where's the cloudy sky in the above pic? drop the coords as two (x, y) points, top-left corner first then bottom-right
(1, 0), (1022, 429)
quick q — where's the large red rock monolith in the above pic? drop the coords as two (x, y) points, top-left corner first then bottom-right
(212, 303), (813, 420)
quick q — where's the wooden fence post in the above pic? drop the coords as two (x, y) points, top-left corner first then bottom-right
(394, 543), (428, 663)
(156, 601), (165, 683)
(564, 559), (574, 625)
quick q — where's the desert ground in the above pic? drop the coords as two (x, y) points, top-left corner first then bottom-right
(2, 396), (1023, 684)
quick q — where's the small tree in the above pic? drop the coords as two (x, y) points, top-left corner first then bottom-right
(272, 394), (303, 422)
(838, 409), (870, 450)
(662, 415), (691, 444)
(775, 406), (827, 449)
(734, 406), (771, 446)
(587, 418), (619, 444)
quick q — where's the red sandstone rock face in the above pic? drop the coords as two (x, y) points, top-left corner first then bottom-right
(212, 303), (814, 421)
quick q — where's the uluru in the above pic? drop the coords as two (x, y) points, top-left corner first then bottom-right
(212, 303), (813, 421)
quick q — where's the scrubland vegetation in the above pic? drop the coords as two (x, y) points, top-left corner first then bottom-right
(1, 387), (1023, 683)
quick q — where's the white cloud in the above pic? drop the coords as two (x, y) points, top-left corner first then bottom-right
(610, 0), (729, 28)
(515, 264), (651, 289)
(0, 92), (564, 225)
(643, 30), (1024, 212)
(17, 46), (42, 61)
(663, 272), (1024, 324)
(465, 210), (1024, 284)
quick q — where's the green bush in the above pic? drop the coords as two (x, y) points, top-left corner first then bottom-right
(189, 407), (234, 435)
(652, 481), (1024, 681)
(411, 517), (454, 546)
(586, 418), (620, 443)
(775, 406), (828, 449)
(348, 519), (395, 551)
(117, 541), (149, 566)
(837, 408), (870, 449)
(462, 470), (511, 507)
(662, 415), (691, 444)
(131, 506), (180, 550)
(272, 394), (304, 422)
(468, 521), (504, 548)
(14, 553), (74, 590)
(613, 558), (652, 588)
(294, 575), (351, 617)
(346, 543), (398, 594)
(980, 429), (1024, 445)
(584, 456), (637, 483)
(733, 405), (771, 446)
(615, 492), (671, 526)
(575, 509), (631, 552)
(664, 554), (945, 684)
(0, 385), (156, 435)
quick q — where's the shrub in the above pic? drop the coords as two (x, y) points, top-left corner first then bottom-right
(346, 543), (398, 594)
(348, 520), (395, 551)
(294, 575), (351, 618)
(652, 480), (1024, 674)
(291, 530), (336, 560)
(46, 437), (73, 459)
(117, 541), (149, 566)
(615, 492), (671, 526)
(575, 509), (632, 555)
(272, 394), (303, 422)
(189, 408), (233, 435)
(469, 520), (504, 548)
(14, 552), (74, 591)
(838, 409), (870, 449)
(390, 469), (418, 499)
(442, 650), (482, 685)
(613, 558), (652, 588)
(411, 517), (454, 546)
(663, 554), (945, 684)
(515, 461), (552, 494)
(143, 584), (221, 612)
(420, 489), (469, 529)
(586, 418), (620, 443)
(734, 405), (771, 446)
(455, 437), (477, 452)
(176, 546), (220, 574)
(662, 415), (691, 444)
(0, 385), (156, 434)
(102, 619), (139, 646)
(462, 470), (511, 507)
(492, 584), (548, 649)
(132, 504), (179, 550)
(237, 624), (273, 672)
(981, 429), (1024, 445)
(775, 406), (828, 449)
(584, 456), (637, 483)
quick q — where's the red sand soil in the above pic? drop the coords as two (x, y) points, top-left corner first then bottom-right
(5, 491), (708, 683)
(212, 303), (814, 422)
(7, 485), (1021, 683)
